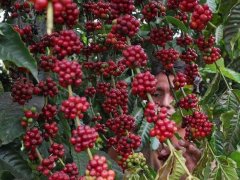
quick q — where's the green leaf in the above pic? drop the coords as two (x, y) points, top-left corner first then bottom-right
(0, 145), (33, 179)
(207, 0), (217, 12)
(210, 156), (238, 180)
(156, 152), (174, 180)
(165, 16), (188, 33)
(221, 109), (240, 153)
(230, 151), (240, 168)
(0, 171), (15, 180)
(0, 23), (38, 80)
(150, 137), (160, 151)
(221, 67), (240, 83)
(0, 93), (44, 146)
(131, 100), (144, 126)
(215, 25), (223, 45)
(71, 148), (89, 176)
(201, 73), (221, 105)
(137, 119), (153, 149)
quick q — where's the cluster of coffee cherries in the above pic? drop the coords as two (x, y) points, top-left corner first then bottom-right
(20, 107), (39, 127)
(123, 153), (149, 173)
(149, 27), (173, 47)
(10, 1), (31, 18)
(142, 1), (166, 22)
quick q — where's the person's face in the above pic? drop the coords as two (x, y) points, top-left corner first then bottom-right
(152, 73), (175, 116)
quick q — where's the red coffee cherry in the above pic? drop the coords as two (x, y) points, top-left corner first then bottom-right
(167, 0), (180, 10)
(99, 61), (126, 77)
(37, 156), (56, 176)
(61, 96), (89, 120)
(116, 133), (141, 156)
(111, 15), (140, 37)
(110, 0), (135, 18)
(85, 21), (102, 32)
(11, 77), (34, 105)
(180, 48), (198, 63)
(41, 104), (57, 122)
(40, 55), (57, 72)
(195, 34), (215, 52)
(150, 119), (177, 142)
(183, 111), (213, 140)
(23, 127), (43, 150)
(70, 125), (99, 152)
(178, 93), (198, 109)
(179, 0), (199, 12)
(53, 60), (82, 88)
(122, 45), (148, 68)
(175, 11), (188, 23)
(190, 4), (212, 31)
(34, 77), (58, 98)
(84, 87), (96, 98)
(144, 102), (158, 123)
(33, 0), (48, 11)
(106, 114), (135, 136)
(173, 72), (187, 90)
(149, 27), (173, 47)
(184, 64), (201, 85)
(106, 32), (127, 50)
(203, 47), (221, 64)
(155, 48), (180, 70)
(177, 34), (193, 47)
(44, 122), (59, 139)
(49, 171), (70, 180)
(132, 71), (157, 99)
(84, 1), (111, 19)
(49, 143), (65, 158)
(63, 163), (79, 180)
(96, 82), (111, 95)
(52, 30), (83, 59)
(142, 1), (166, 22)
(21, 107), (39, 127)
(85, 155), (115, 180)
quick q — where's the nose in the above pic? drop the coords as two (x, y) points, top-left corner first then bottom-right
(157, 94), (174, 116)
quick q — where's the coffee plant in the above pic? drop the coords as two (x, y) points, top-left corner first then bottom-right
(0, 0), (240, 179)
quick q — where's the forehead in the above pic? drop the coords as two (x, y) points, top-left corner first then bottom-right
(155, 73), (174, 90)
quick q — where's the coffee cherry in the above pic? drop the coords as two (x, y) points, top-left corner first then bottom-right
(21, 107), (39, 127)
(53, 60), (82, 88)
(96, 82), (111, 95)
(49, 171), (70, 180)
(84, 87), (96, 98)
(190, 4), (212, 31)
(111, 15), (140, 37)
(11, 77), (34, 105)
(149, 27), (173, 47)
(179, 0), (199, 12)
(195, 35), (215, 52)
(28, 149), (38, 161)
(44, 122), (59, 139)
(122, 45), (147, 68)
(70, 125), (98, 152)
(177, 34), (193, 47)
(106, 32), (127, 50)
(203, 47), (221, 64)
(173, 72), (187, 90)
(178, 94), (198, 109)
(95, 123), (107, 133)
(110, 0), (135, 18)
(63, 163), (79, 180)
(123, 152), (149, 172)
(92, 114), (102, 122)
(175, 11), (188, 23)
(33, 0), (48, 11)
(144, 102), (158, 123)
(184, 64), (201, 85)
(85, 155), (115, 180)
(132, 71), (157, 99)
(155, 48), (180, 70)
(34, 77), (58, 98)
(99, 61), (126, 77)
(61, 96), (89, 120)
(180, 48), (198, 63)
(116, 133), (141, 156)
(23, 127), (43, 150)
(49, 143), (65, 158)
(37, 156), (56, 176)
(53, 0), (80, 27)
(167, 0), (180, 10)
(41, 104), (57, 122)
(40, 55), (57, 72)
(142, 1), (166, 22)
(183, 111), (213, 140)
(84, 1), (111, 19)
(150, 119), (177, 142)
(85, 21), (102, 32)
(52, 30), (83, 59)
(106, 114), (135, 136)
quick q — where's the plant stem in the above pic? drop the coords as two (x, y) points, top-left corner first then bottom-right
(214, 62), (231, 91)
(89, 98), (96, 117)
(68, 85), (73, 97)
(74, 116), (81, 127)
(147, 93), (154, 103)
(36, 148), (43, 162)
(59, 158), (65, 166)
(87, 148), (93, 160)
(111, 75), (116, 88)
(47, 1), (53, 35)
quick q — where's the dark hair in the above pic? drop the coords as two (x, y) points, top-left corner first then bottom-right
(151, 59), (186, 76)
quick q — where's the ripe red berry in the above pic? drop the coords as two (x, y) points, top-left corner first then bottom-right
(70, 125), (98, 152)
(173, 72), (187, 90)
(155, 48), (180, 70)
(34, 0), (48, 11)
(85, 155), (115, 180)
(34, 77), (58, 98)
(180, 48), (198, 63)
(49, 143), (65, 158)
(44, 122), (59, 139)
(49, 171), (70, 180)
(149, 27), (173, 47)
(132, 71), (157, 99)
(177, 34), (193, 47)
(179, 0), (199, 12)
(23, 127), (43, 150)
(63, 163), (79, 179)
(122, 45), (147, 68)
(195, 35), (215, 52)
(142, 1), (166, 22)
(84, 87), (96, 98)
(203, 47), (221, 64)
(110, 0), (135, 19)
(184, 64), (201, 85)
(178, 94), (198, 109)
(61, 96), (89, 120)
(40, 55), (57, 72)
(37, 156), (56, 176)
(41, 104), (57, 122)
(53, 60), (83, 88)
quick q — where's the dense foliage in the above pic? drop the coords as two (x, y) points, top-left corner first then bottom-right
(1, 0), (240, 179)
